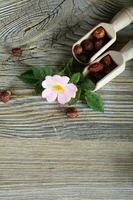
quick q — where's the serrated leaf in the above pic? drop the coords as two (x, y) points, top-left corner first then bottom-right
(32, 66), (44, 80)
(81, 79), (95, 91)
(85, 91), (104, 112)
(43, 66), (53, 76)
(18, 70), (38, 85)
(70, 73), (81, 84)
(68, 88), (81, 105)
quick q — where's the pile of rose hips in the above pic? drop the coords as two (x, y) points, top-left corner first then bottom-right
(73, 26), (110, 63)
(88, 54), (117, 83)
(73, 26), (117, 83)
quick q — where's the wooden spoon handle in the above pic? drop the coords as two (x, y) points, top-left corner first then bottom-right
(111, 7), (133, 32)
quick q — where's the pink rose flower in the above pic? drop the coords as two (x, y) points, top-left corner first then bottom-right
(42, 75), (77, 104)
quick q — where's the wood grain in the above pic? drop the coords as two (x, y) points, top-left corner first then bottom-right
(0, 139), (133, 200)
(0, 0), (133, 199)
(0, 0), (132, 137)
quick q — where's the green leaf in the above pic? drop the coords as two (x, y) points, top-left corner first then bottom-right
(59, 58), (73, 76)
(85, 91), (104, 112)
(68, 88), (81, 105)
(67, 57), (73, 67)
(43, 66), (53, 76)
(59, 69), (65, 76)
(64, 57), (73, 69)
(70, 73), (81, 84)
(32, 66), (44, 80)
(70, 58), (84, 73)
(34, 82), (43, 95)
(81, 79), (95, 91)
(18, 70), (38, 85)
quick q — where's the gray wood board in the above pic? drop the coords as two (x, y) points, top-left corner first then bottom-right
(0, 139), (133, 200)
(0, 0), (133, 199)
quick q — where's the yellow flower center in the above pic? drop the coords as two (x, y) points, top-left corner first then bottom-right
(53, 84), (64, 93)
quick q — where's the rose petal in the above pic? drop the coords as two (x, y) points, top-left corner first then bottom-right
(65, 83), (77, 98)
(42, 88), (57, 102)
(57, 83), (77, 104)
(58, 93), (71, 104)
(53, 75), (69, 86)
(42, 76), (55, 88)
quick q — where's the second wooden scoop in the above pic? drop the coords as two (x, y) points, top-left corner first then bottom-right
(83, 40), (133, 91)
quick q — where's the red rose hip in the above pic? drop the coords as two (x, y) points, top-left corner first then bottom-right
(73, 44), (82, 55)
(66, 107), (79, 119)
(93, 26), (106, 39)
(0, 90), (12, 103)
(104, 66), (114, 74)
(12, 48), (22, 57)
(95, 39), (104, 50)
(77, 52), (89, 63)
(102, 54), (112, 65)
(81, 39), (94, 51)
(89, 62), (104, 73)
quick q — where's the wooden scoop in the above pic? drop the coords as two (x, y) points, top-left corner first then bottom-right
(72, 7), (133, 64)
(83, 40), (133, 91)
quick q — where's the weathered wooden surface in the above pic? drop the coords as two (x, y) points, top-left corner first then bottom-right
(0, 0), (133, 199)
(0, 139), (133, 200)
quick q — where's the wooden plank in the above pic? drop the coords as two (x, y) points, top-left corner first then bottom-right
(0, 94), (133, 138)
(0, 139), (133, 199)
(0, 0), (132, 136)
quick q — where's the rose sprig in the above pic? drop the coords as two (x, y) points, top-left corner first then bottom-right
(19, 58), (104, 112)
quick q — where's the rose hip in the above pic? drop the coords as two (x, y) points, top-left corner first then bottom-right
(0, 90), (12, 103)
(93, 26), (106, 39)
(66, 107), (79, 119)
(104, 66), (114, 74)
(81, 39), (94, 51)
(77, 53), (89, 63)
(101, 54), (112, 66)
(12, 48), (22, 57)
(95, 39), (104, 50)
(89, 62), (104, 73)
(73, 44), (82, 55)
